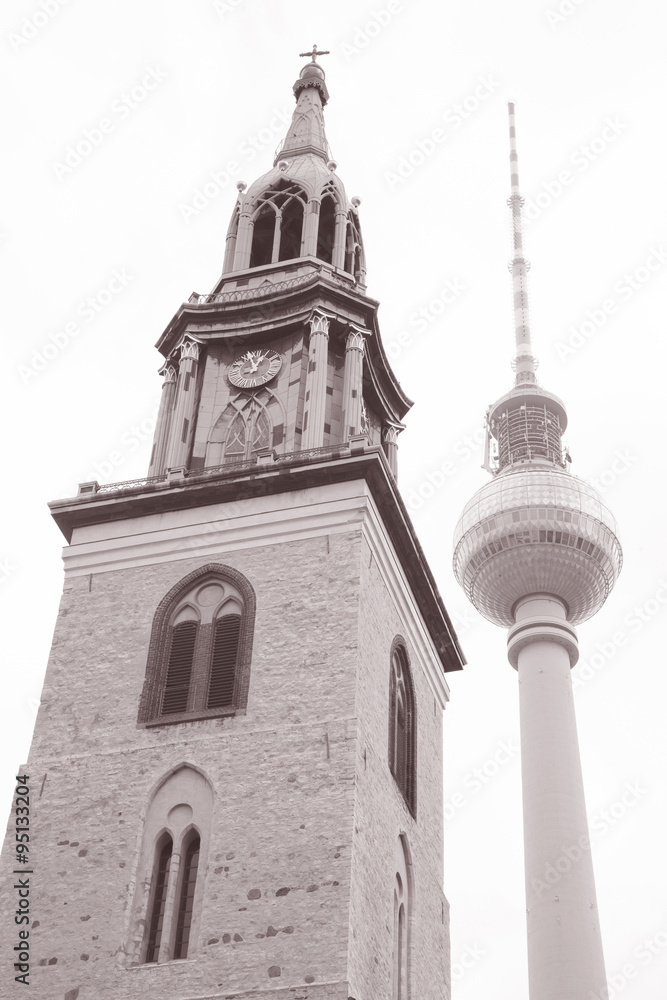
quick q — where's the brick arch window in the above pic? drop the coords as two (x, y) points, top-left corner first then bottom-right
(389, 640), (417, 816)
(138, 564), (256, 726)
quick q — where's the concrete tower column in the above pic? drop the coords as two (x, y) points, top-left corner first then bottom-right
(301, 312), (330, 449)
(165, 338), (201, 473)
(148, 364), (177, 477)
(341, 326), (367, 440)
(508, 594), (607, 1000)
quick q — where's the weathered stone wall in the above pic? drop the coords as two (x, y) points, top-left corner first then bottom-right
(347, 534), (451, 1000)
(0, 484), (452, 1000)
(1, 528), (361, 1000)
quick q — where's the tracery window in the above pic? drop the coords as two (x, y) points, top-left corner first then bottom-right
(389, 642), (417, 816)
(249, 181), (307, 266)
(206, 389), (282, 468)
(129, 766), (214, 967)
(138, 565), (256, 726)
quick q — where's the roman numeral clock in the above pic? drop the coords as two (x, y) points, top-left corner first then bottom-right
(228, 349), (282, 390)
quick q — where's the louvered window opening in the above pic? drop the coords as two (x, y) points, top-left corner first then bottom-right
(161, 622), (198, 715)
(207, 615), (241, 708)
(145, 839), (173, 962)
(174, 836), (201, 959)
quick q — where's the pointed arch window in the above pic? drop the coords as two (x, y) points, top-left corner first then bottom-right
(393, 836), (412, 1000)
(138, 565), (256, 726)
(249, 181), (306, 267)
(389, 642), (417, 816)
(317, 194), (336, 264)
(174, 832), (201, 959)
(145, 835), (173, 963)
(129, 766), (214, 967)
(222, 402), (271, 463)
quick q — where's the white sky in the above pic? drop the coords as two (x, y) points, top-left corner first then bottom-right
(2, 1), (666, 997)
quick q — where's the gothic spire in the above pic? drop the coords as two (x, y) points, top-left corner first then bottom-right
(277, 46), (331, 164)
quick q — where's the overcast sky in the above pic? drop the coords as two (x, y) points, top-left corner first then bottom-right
(2, 1), (666, 997)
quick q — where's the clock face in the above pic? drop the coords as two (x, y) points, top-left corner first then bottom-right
(228, 349), (282, 389)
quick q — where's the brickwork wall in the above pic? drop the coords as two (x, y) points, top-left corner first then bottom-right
(0, 529), (362, 1000)
(0, 491), (452, 1000)
(347, 535), (451, 1000)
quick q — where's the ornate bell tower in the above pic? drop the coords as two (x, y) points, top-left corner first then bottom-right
(1, 52), (464, 1000)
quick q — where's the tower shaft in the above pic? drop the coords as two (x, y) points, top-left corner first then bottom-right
(509, 596), (606, 1000)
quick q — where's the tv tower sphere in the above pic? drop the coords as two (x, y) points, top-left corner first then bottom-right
(453, 459), (623, 630)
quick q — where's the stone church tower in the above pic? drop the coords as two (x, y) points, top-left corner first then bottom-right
(1, 52), (464, 1000)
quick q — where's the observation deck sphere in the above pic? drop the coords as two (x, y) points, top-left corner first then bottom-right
(452, 466), (622, 626)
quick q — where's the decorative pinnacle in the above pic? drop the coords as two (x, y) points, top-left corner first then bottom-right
(507, 102), (537, 387)
(299, 44), (330, 62)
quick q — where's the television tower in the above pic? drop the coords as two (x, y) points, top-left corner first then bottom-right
(452, 103), (623, 1000)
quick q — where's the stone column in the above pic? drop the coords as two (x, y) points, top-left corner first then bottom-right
(303, 199), (320, 258)
(382, 422), (403, 478)
(165, 338), (201, 473)
(508, 594), (607, 1000)
(148, 364), (177, 476)
(233, 208), (253, 270)
(341, 326), (367, 440)
(332, 210), (347, 269)
(301, 312), (330, 449)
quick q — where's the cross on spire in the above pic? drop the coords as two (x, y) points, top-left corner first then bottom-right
(299, 44), (329, 62)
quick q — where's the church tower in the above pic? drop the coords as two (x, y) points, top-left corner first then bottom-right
(2, 52), (464, 1000)
(453, 105), (622, 1000)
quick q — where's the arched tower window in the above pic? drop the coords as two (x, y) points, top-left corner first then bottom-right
(249, 204), (276, 268)
(317, 194), (336, 263)
(145, 834), (173, 963)
(248, 181), (306, 268)
(173, 831), (201, 959)
(138, 565), (256, 726)
(393, 836), (412, 1000)
(127, 766), (214, 967)
(279, 196), (304, 261)
(389, 642), (417, 816)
